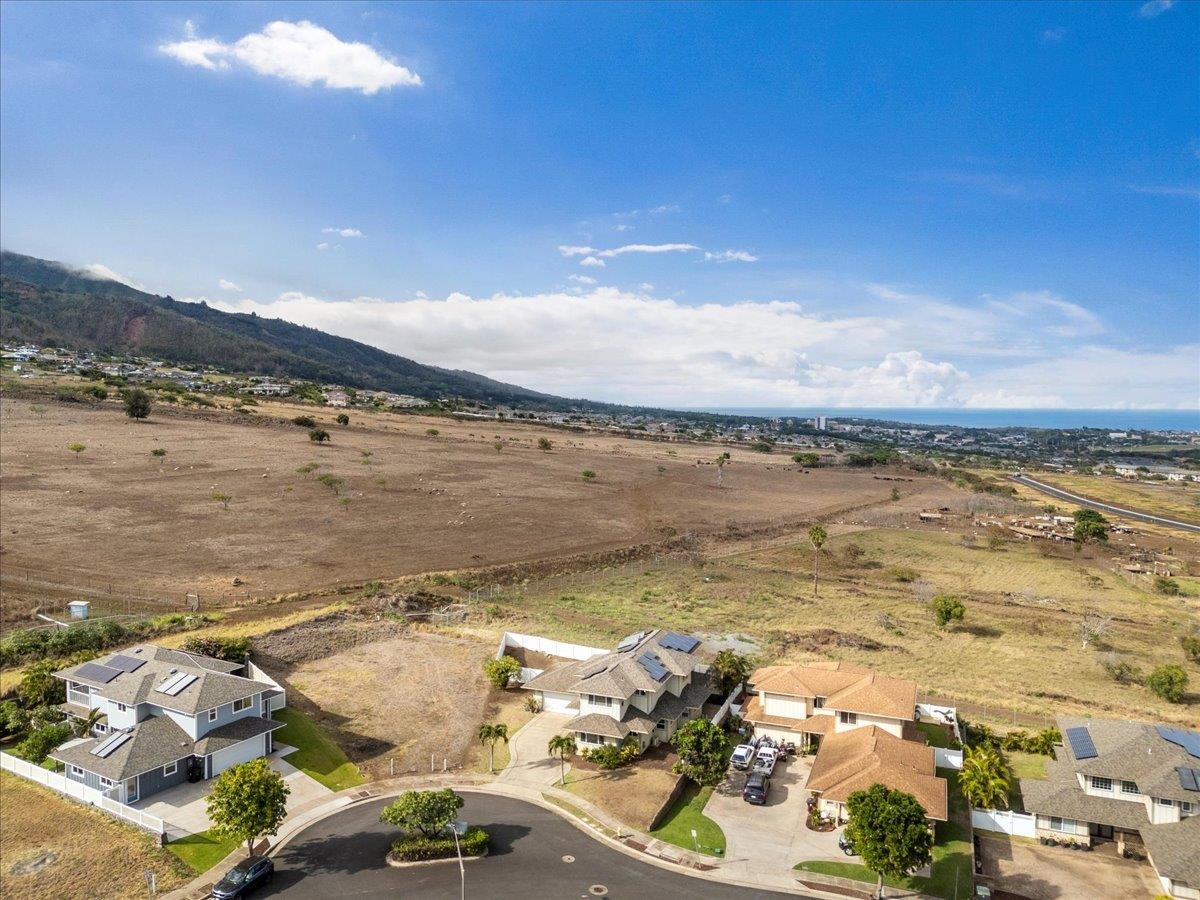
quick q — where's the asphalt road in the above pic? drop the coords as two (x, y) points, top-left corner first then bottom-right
(1011, 474), (1200, 534)
(262, 792), (804, 899)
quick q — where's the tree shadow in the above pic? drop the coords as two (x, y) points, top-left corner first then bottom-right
(959, 623), (1004, 639)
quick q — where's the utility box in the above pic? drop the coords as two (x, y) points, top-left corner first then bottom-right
(67, 601), (90, 620)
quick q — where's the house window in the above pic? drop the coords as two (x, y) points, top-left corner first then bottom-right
(163, 761), (177, 777)
(1181, 801), (1194, 816)
(1047, 817), (1074, 833)
(115, 703), (128, 713)
(1091, 777), (1113, 792)
(635, 690), (648, 697)
(99, 777), (114, 789)
(95, 724), (108, 734)
(813, 696), (825, 709)
(232, 697), (252, 713)
(657, 719), (667, 730)
(208, 708), (218, 722)
(587, 695), (613, 707)
(1159, 797), (1174, 807)
(69, 765), (84, 777)
(1121, 780), (1138, 795)
(839, 711), (858, 725)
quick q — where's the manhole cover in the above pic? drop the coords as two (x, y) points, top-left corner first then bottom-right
(562, 855), (575, 863)
(589, 886), (608, 897)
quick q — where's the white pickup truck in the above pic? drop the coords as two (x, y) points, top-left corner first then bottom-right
(752, 746), (779, 776)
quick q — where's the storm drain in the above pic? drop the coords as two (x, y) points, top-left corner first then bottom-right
(588, 886), (608, 896)
(562, 855), (575, 863)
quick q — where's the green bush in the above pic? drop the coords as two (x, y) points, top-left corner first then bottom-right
(1182, 635), (1200, 664)
(1154, 577), (1182, 596)
(389, 826), (489, 861)
(1147, 665), (1188, 703)
(933, 595), (966, 628)
(751, 442), (773, 453)
(16, 722), (72, 764)
(84, 385), (108, 399)
(483, 655), (521, 689)
(999, 727), (1061, 755)
(0, 699), (31, 736)
(179, 635), (251, 664)
(581, 738), (640, 770)
(292, 415), (316, 427)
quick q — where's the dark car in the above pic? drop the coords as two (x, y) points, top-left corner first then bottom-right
(211, 855), (274, 900)
(742, 772), (770, 804)
(838, 834), (856, 856)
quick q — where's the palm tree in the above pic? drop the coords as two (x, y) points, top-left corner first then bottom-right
(478, 723), (509, 774)
(808, 524), (828, 598)
(959, 745), (1012, 810)
(547, 734), (577, 786)
(72, 707), (105, 738)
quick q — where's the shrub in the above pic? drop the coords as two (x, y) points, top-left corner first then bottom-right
(309, 428), (331, 443)
(751, 441), (773, 453)
(292, 415), (316, 427)
(1101, 655), (1142, 685)
(581, 469), (597, 481)
(1154, 577), (1182, 596)
(179, 635), (251, 664)
(426, 428), (439, 436)
(389, 826), (488, 861)
(582, 737), (640, 770)
(16, 722), (72, 764)
(890, 566), (918, 583)
(537, 437), (553, 451)
(1182, 635), (1200, 665)
(0, 699), (31, 736)
(84, 385), (108, 400)
(932, 595), (966, 628)
(483, 655), (521, 689)
(1147, 665), (1188, 703)
(792, 452), (820, 467)
(336, 413), (350, 426)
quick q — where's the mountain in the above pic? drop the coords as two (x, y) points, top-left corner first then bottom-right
(0, 251), (578, 408)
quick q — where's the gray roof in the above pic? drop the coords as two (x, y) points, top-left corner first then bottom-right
(565, 713), (630, 739)
(1020, 758), (1150, 831)
(194, 716), (283, 756)
(1140, 815), (1200, 887)
(1054, 715), (1200, 803)
(50, 716), (195, 781)
(523, 629), (703, 702)
(56, 645), (262, 716)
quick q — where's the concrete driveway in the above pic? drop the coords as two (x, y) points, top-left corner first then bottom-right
(978, 833), (1161, 899)
(496, 712), (572, 789)
(707, 754), (849, 878)
(135, 748), (332, 839)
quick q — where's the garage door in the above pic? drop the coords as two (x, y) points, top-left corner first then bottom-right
(209, 734), (265, 777)
(540, 692), (577, 713)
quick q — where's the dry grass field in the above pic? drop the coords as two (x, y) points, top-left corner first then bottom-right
(1035, 472), (1200, 526)
(0, 773), (189, 900)
(0, 396), (960, 628)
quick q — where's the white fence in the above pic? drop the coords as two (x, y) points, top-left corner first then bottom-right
(1, 752), (165, 837)
(972, 807), (1036, 838)
(248, 661), (287, 712)
(935, 748), (964, 770)
(497, 631), (607, 662)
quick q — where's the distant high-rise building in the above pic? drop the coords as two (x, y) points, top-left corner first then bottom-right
(813, 416), (828, 431)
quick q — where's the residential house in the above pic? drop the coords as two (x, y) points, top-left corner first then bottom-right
(522, 630), (713, 751)
(1020, 716), (1200, 899)
(324, 390), (350, 407)
(50, 645), (284, 804)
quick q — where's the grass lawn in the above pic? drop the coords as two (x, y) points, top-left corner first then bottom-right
(165, 829), (240, 874)
(1004, 750), (1049, 810)
(794, 769), (971, 900)
(916, 721), (954, 748)
(648, 782), (727, 856)
(272, 707), (365, 791)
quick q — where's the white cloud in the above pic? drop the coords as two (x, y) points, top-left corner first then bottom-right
(1129, 184), (1200, 200)
(201, 283), (1195, 409)
(718, 194), (732, 205)
(218, 278), (242, 292)
(1138, 0), (1175, 16)
(649, 204), (680, 214)
(559, 243), (699, 260)
(323, 227), (364, 237)
(615, 223), (634, 232)
(579, 256), (606, 268)
(159, 20), (422, 95)
(82, 264), (147, 291)
(640, 283), (655, 292)
(568, 274), (598, 285)
(1040, 27), (1068, 43)
(558, 245), (596, 257)
(704, 250), (759, 263)
(316, 242), (331, 251)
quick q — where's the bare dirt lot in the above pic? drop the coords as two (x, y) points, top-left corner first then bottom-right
(0, 396), (960, 627)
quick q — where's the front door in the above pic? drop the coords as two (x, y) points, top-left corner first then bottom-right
(1089, 822), (1113, 841)
(124, 777), (138, 803)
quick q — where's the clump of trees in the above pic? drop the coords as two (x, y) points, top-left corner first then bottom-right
(179, 635), (251, 664)
(711, 649), (751, 695)
(292, 415), (316, 428)
(751, 441), (773, 453)
(791, 452), (821, 467)
(0, 614), (212, 667)
(483, 655), (521, 689)
(959, 744), (1012, 809)
(670, 718), (728, 786)
(381, 789), (487, 862)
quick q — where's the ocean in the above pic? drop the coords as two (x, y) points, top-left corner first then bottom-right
(686, 407), (1200, 432)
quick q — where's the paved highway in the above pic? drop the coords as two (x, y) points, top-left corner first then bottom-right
(263, 792), (805, 899)
(1011, 474), (1200, 534)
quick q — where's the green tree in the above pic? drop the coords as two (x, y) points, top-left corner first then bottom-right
(478, 722), (510, 773)
(17, 723), (72, 764)
(547, 734), (576, 786)
(309, 428), (331, 443)
(0, 700), (31, 737)
(206, 757), (291, 857)
(336, 413), (350, 426)
(71, 707), (106, 738)
(19, 660), (66, 707)
(958, 745), (1011, 809)
(844, 784), (934, 899)
(1073, 508), (1108, 544)
(711, 649), (751, 695)
(933, 595), (966, 629)
(123, 388), (151, 419)
(211, 490), (232, 509)
(537, 437), (553, 451)
(151, 447), (167, 459)
(581, 469), (597, 481)
(670, 718), (728, 786)
(483, 655), (521, 689)
(1146, 665), (1188, 703)
(67, 442), (86, 458)
(792, 452), (820, 468)
(379, 789), (464, 838)
(808, 525), (828, 598)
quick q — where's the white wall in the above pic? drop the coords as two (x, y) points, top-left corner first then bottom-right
(833, 711), (905, 737)
(499, 632), (606, 662)
(972, 808), (1035, 838)
(762, 693), (807, 719)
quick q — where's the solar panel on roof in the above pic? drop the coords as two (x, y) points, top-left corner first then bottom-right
(74, 662), (123, 684)
(159, 673), (198, 697)
(1065, 726), (1098, 760)
(1157, 726), (1200, 759)
(90, 730), (133, 758)
(106, 654), (146, 673)
(637, 651), (669, 681)
(1178, 767), (1200, 792)
(658, 632), (700, 653)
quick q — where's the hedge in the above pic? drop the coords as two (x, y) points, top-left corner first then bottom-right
(390, 827), (489, 862)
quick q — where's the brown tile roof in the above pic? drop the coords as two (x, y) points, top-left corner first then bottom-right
(749, 662), (916, 721)
(807, 725), (948, 821)
(742, 696), (834, 734)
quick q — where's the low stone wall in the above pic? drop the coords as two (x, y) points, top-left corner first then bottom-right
(646, 771), (690, 832)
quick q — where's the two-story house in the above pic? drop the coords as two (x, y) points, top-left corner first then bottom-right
(49, 645), (284, 804)
(522, 630), (713, 752)
(1020, 716), (1199, 899)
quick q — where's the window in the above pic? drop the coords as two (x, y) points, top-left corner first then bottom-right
(1159, 797), (1174, 807)
(587, 695), (613, 707)
(1091, 776), (1113, 792)
(163, 761), (177, 777)
(656, 719), (667, 730)
(839, 711), (858, 725)
(95, 724), (108, 734)
(1181, 801), (1194, 816)
(813, 696), (825, 709)
(1121, 780), (1139, 795)
(1047, 817), (1075, 833)
(232, 697), (252, 713)
(115, 703), (127, 713)
(99, 777), (114, 789)
(69, 765), (84, 777)
(207, 708), (218, 722)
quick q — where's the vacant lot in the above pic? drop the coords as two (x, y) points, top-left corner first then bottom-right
(0, 773), (189, 900)
(0, 396), (959, 628)
(1036, 472), (1200, 526)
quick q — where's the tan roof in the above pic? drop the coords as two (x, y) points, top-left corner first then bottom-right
(750, 661), (916, 721)
(807, 726), (948, 821)
(742, 696), (834, 734)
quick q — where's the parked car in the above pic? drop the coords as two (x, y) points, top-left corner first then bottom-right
(743, 772), (771, 804)
(752, 746), (779, 775)
(211, 855), (274, 900)
(838, 834), (856, 856)
(730, 744), (755, 770)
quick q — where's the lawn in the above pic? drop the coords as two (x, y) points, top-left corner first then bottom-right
(563, 753), (683, 831)
(272, 707), (365, 791)
(916, 721), (954, 748)
(1004, 749), (1049, 810)
(648, 781), (727, 856)
(165, 829), (240, 874)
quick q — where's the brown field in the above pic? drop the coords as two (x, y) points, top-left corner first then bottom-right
(1035, 472), (1200, 526)
(0, 396), (961, 628)
(0, 773), (189, 900)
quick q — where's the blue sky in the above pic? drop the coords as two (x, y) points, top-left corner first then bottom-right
(1, 1), (1197, 408)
